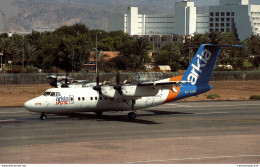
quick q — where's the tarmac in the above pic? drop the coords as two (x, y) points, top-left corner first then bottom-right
(0, 101), (259, 164)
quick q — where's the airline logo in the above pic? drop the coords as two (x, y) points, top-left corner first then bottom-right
(187, 49), (212, 85)
(56, 95), (74, 105)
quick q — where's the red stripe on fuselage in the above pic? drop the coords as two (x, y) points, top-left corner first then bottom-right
(164, 75), (183, 103)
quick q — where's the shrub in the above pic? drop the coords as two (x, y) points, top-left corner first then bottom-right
(207, 94), (221, 99)
(249, 95), (260, 100)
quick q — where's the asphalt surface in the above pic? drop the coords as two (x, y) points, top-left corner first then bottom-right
(0, 101), (259, 164)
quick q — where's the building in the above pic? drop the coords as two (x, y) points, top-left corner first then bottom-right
(32, 26), (54, 33)
(84, 51), (120, 71)
(209, 0), (260, 41)
(108, 0), (260, 41)
(108, 0), (203, 36)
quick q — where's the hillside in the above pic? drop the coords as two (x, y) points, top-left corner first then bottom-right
(1, 0), (259, 33)
(0, 0), (176, 32)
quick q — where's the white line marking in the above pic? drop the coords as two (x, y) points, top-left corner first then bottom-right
(0, 111), (28, 114)
(195, 112), (228, 115)
(165, 103), (260, 108)
(0, 119), (16, 122)
(125, 154), (260, 163)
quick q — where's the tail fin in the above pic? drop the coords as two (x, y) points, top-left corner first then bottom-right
(181, 44), (242, 86)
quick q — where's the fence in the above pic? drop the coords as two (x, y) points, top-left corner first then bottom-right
(0, 71), (259, 85)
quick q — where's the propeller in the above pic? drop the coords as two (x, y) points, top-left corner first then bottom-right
(48, 75), (58, 88)
(93, 72), (102, 95)
(113, 72), (123, 95)
(61, 73), (69, 88)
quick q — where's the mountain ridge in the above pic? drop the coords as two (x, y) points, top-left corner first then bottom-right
(1, 0), (259, 33)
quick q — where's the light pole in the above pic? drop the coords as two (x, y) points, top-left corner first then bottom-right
(0, 52), (3, 71)
(95, 33), (98, 74)
(22, 35), (24, 69)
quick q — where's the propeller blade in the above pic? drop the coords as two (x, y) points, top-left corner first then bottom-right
(114, 72), (122, 95)
(93, 72), (102, 95)
(61, 73), (69, 88)
(48, 75), (58, 88)
(116, 72), (120, 85)
(96, 73), (100, 86)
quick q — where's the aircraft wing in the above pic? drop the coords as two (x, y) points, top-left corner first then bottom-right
(138, 80), (190, 86)
(137, 80), (190, 92)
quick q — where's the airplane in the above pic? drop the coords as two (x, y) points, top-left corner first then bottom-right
(24, 44), (242, 120)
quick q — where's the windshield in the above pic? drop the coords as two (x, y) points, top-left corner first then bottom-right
(43, 92), (51, 96)
(43, 92), (61, 96)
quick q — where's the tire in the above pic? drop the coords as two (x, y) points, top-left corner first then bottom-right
(95, 111), (103, 117)
(128, 112), (136, 120)
(40, 113), (47, 120)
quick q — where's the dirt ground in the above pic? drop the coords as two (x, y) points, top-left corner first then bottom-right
(0, 81), (260, 107)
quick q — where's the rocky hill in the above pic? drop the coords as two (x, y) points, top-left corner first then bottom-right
(0, 0), (176, 33)
(1, 0), (259, 33)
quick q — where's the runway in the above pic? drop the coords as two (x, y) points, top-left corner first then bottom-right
(0, 101), (259, 164)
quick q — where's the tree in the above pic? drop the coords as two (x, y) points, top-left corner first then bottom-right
(154, 42), (184, 71)
(119, 37), (150, 71)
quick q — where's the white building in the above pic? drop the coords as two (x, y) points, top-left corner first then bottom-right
(108, 0), (260, 41)
(174, 1), (196, 36)
(209, 0), (260, 41)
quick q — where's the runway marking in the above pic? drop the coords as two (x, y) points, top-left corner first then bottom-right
(125, 154), (260, 163)
(165, 103), (260, 108)
(152, 117), (260, 123)
(195, 112), (228, 115)
(0, 119), (16, 122)
(0, 111), (28, 114)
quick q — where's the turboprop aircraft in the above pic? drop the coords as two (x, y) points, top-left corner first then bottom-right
(24, 44), (242, 120)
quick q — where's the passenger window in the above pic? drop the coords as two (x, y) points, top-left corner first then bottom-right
(82, 97), (85, 101)
(95, 97), (97, 100)
(78, 97), (81, 101)
(50, 92), (55, 96)
(90, 97), (93, 100)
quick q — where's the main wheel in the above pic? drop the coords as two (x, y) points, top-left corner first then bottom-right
(128, 112), (136, 120)
(95, 111), (103, 117)
(40, 113), (47, 120)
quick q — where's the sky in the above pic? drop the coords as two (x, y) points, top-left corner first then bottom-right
(0, 0), (19, 18)
(0, 0), (260, 18)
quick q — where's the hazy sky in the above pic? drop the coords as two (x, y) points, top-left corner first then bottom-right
(0, 0), (259, 18)
(0, 0), (19, 18)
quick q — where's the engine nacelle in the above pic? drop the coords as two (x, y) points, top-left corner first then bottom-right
(121, 85), (159, 97)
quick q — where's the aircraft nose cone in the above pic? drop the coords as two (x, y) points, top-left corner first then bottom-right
(24, 99), (34, 111)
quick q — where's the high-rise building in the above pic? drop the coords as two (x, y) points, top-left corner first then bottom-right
(209, 0), (260, 40)
(108, 0), (260, 41)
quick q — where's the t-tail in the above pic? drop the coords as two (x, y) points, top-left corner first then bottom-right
(173, 44), (243, 101)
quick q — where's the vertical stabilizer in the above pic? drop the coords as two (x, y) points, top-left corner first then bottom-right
(181, 44), (221, 86)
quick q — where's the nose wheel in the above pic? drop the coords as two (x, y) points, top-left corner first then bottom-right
(40, 113), (47, 120)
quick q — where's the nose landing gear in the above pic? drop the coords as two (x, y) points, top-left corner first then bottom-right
(40, 113), (47, 120)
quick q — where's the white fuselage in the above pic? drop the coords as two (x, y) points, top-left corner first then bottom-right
(24, 87), (170, 114)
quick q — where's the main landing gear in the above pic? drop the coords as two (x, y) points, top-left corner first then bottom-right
(128, 112), (136, 120)
(40, 113), (47, 120)
(127, 100), (137, 120)
(95, 111), (103, 118)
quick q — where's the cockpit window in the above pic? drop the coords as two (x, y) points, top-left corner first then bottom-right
(43, 92), (51, 96)
(50, 92), (56, 96)
(43, 92), (61, 96)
